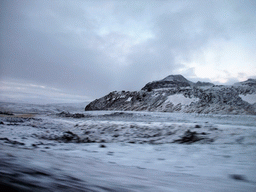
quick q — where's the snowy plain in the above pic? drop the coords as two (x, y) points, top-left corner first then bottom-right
(0, 102), (256, 191)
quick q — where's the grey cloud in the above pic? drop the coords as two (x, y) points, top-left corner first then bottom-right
(1, 1), (118, 98)
(1, 0), (255, 102)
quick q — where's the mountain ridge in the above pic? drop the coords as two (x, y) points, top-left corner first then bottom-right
(141, 74), (214, 91)
(85, 75), (256, 115)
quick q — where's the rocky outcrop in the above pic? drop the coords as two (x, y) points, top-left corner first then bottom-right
(85, 75), (256, 115)
(141, 75), (193, 91)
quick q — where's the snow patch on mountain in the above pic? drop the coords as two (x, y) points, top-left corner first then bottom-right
(240, 94), (256, 104)
(126, 97), (132, 102)
(165, 94), (199, 106)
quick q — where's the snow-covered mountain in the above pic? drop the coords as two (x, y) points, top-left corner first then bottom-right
(234, 78), (256, 87)
(85, 75), (256, 115)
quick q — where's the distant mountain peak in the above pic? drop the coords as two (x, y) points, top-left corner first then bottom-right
(195, 81), (214, 87)
(141, 74), (195, 91)
(161, 74), (190, 82)
(234, 78), (256, 87)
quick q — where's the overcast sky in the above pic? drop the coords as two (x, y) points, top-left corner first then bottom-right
(1, 0), (256, 103)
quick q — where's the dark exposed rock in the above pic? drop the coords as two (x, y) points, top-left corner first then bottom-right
(72, 113), (85, 118)
(174, 130), (203, 144)
(6, 118), (26, 123)
(57, 112), (89, 118)
(39, 131), (81, 143)
(229, 174), (248, 182)
(173, 130), (213, 144)
(39, 130), (106, 144)
(99, 144), (106, 148)
(61, 131), (80, 143)
(81, 137), (95, 143)
(5, 117), (39, 124)
(0, 138), (25, 145)
(141, 75), (192, 91)
(141, 80), (191, 91)
(100, 112), (133, 118)
(0, 111), (14, 116)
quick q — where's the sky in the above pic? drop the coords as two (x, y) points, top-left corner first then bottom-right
(0, 0), (256, 103)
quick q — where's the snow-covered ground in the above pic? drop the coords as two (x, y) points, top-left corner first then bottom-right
(0, 102), (256, 191)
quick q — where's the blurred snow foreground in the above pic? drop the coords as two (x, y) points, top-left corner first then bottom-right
(0, 102), (256, 191)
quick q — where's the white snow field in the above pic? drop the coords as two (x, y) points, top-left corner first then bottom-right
(0, 102), (256, 191)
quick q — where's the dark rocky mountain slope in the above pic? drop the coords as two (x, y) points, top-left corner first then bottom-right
(85, 75), (256, 115)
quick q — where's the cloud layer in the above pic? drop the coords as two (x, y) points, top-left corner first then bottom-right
(1, 0), (256, 102)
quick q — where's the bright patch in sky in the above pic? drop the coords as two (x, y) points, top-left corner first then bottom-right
(181, 38), (256, 83)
